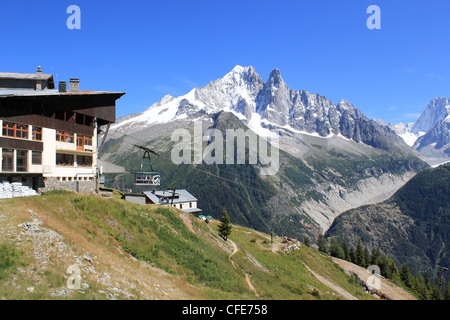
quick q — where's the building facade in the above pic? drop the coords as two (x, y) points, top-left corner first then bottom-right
(0, 67), (124, 193)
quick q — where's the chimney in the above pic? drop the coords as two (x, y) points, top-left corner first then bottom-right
(69, 78), (79, 91)
(36, 66), (43, 90)
(59, 81), (67, 92)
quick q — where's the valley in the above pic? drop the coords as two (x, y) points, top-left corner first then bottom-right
(101, 66), (431, 240)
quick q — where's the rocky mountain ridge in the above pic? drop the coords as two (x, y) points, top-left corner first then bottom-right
(102, 65), (428, 238)
(386, 97), (450, 162)
(114, 65), (411, 153)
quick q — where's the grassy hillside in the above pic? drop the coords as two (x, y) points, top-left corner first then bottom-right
(0, 191), (377, 300)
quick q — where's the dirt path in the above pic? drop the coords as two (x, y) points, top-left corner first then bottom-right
(332, 258), (416, 300)
(228, 239), (239, 269)
(178, 212), (196, 234)
(245, 274), (259, 297)
(301, 261), (358, 300)
(177, 216), (260, 297)
(228, 239), (259, 297)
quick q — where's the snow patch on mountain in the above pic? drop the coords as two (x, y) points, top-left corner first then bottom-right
(111, 65), (416, 153)
(389, 122), (425, 147)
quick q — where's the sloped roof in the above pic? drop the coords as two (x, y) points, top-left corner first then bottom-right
(143, 189), (198, 204)
(0, 88), (125, 98)
(183, 208), (203, 213)
(0, 72), (53, 81)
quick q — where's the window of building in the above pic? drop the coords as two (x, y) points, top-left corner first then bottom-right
(84, 136), (92, 146)
(16, 124), (28, 139)
(56, 153), (74, 166)
(56, 131), (74, 143)
(76, 135), (83, 150)
(1, 149), (14, 171)
(77, 155), (92, 167)
(32, 127), (42, 141)
(76, 135), (93, 149)
(16, 150), (28, 172)
(2, 121), (28, 139)
(2, 122), (14, 137)
(56, 131), (64, 142)
(32, 151), (42, 165)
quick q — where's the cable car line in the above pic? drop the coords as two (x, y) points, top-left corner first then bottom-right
(100, 128), (275, 197)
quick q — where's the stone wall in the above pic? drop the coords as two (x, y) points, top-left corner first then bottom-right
(41, 177), (96, 194)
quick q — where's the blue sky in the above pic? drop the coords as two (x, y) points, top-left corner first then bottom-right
(0, 0), (449, 123)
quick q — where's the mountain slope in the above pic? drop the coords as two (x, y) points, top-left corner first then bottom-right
(326, 163), (450, 275)
(0, 191), (378, 300)
(102, 65), (428, 239)
(388, 97), (450, 162)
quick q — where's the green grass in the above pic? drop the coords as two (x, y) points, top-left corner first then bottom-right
(0, 242), (28, 280)
(0, 192), (376, 300)
(228, 225), (375, 300)
(70, 195), (249, 295)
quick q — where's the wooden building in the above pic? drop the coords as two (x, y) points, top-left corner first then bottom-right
(0, 67), (125, 193)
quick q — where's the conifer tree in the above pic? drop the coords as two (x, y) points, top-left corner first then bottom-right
(363, 247), (370, 268)
(370, 247), (381, 266)
(349, 246), (356, 264)
(355, 239), (365, 267)
(317, 234), (328, 254)
(400, 264), (412, 288)
(218, 209), (232, 241)
(330, 238), (344, 259)
(303, 235), (311, 247)
(431, 284), (442, 300)
(416, 274), (428, 300)
(341, 238), (351, 262)
(387, 257), (400, 282)
(424, 271), (432, 291)
(380, 255), (390, 278)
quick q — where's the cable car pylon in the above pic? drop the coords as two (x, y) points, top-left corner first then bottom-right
(134, 145), (161, 186)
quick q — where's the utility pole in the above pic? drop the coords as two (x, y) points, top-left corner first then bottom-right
(270, 226), (273, 245)
(437, 265), (448, 292)
(270, 217), (275, 245)
(168, 187), (176, 206)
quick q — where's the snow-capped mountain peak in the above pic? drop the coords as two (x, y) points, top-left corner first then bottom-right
(412, 97), (450, 133)
(387, 97), (450, 160)
(112, 65), (410, 151)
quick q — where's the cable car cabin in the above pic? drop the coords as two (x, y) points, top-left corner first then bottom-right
(135, 172), (160, 186)
(133, 145), (161, 186)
